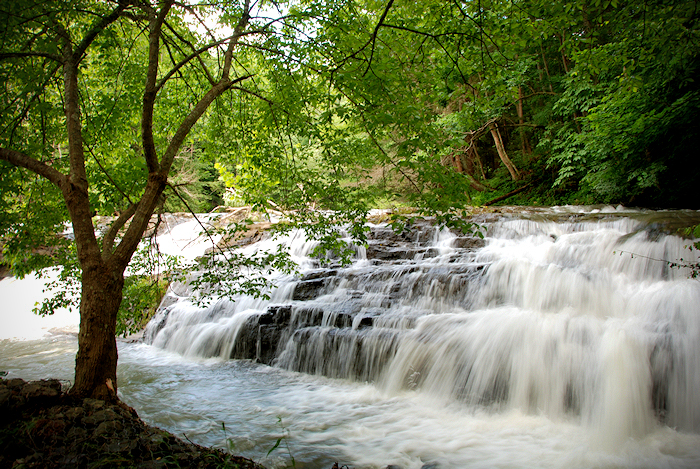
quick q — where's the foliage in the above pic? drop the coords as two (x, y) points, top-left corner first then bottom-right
(0, 167), (71, 278)
(31, 234), (181, 337)
(189, 241), (296, 305)
(266, 416), (296, 469)
(544, 0), (700, 206)
(117, 242), (182, 337)
(165, 144), (225, 213)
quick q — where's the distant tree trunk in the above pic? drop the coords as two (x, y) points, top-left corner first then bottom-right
(557, 33), (571, 73)
(517, 87), (532, 155)
(489, 122), (520, 181)
(484, 181), (532, 206)
(452, 152), (464, 173)
(539, 45), (555, 94)
(472, 144), (487, 180)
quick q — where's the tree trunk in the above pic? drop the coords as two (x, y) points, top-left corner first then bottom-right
(517, 86), (532, 155)
(489, 122), (521, 181)
(539, 45), (554, 94)
(71, 263), (124, 401)
(473, 144), (487, 180)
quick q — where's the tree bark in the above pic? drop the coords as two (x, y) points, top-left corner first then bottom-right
(489, 122), (520, 181)
(72, 263), (124, 401)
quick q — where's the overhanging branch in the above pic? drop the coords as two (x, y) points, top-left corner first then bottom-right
(363, 0), (395, 75)
(73, 0), (130, 60)
(0, 51), (62, 62)
(0, 148), (68, 188)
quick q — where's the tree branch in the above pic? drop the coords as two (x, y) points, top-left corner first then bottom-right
(158, 1), (252, 176)
(112, 2), (252, 270)
(0, 51), (62, 62)
(484, 181), (532, 206)
(363, 0), (395, 76)
(142, 0), (174, 174)
(0, 148), (67, 188)
(162, 19), (216, 85)
(155, 36), (229, 91)
(229, 85), (274, 106)
(221, 0), (251, 82)
(354, 115), (422, 195)
(158, 73), (253, 176)
(165, 182), (224, 255)
(102, 203), (139, 257)
(74, 0), (130, 60)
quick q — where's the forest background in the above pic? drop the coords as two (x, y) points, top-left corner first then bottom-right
(1, 0), (698, 400)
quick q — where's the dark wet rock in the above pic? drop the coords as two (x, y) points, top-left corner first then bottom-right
(229, 305), (297, 365)
(332, 313), (354, 328)
(81, 408), (119, 425)
(83, 397), (106, 412)
(93, 419), (124, 437)
(292, 278), (327, 300)
(18, 379), (61, 403)
(357, 316), (374, 328)
(364, 243), (423, 261)
(142, 307), (172, 343)
(284, 326), (400, 380)
(0, 387), (12, 407)
(257, 305), (292, 326)
(66, 426), (88, 440)
(452, 236), (486, 250)
(0, 378), (264, 469)
(5, 377), (27, 389)
(300, 269), (338, 281)
(64, 406), (84, 421)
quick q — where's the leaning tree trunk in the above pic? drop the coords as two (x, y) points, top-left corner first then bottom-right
(72, 263), (124, 401)
(489, 122), (521, 181)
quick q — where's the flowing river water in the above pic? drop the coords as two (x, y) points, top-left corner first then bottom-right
(2, 206), (700, 469)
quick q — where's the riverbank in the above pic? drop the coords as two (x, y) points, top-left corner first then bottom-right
(0, 378), (264, 469)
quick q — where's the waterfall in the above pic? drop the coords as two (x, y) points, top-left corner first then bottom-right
(144, 207), (700, 443)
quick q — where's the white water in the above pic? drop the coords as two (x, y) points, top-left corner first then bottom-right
(0, 270), (79, 340)
(2, 207), (700, 468)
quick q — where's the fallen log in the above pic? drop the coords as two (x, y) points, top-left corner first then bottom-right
(484, 182), (532, 206)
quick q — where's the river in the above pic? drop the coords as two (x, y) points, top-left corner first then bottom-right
(1, 206), (699, 469)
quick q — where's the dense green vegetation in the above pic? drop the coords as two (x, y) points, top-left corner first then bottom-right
(1, 0), (698, 399)
(206, 0), (700, 210)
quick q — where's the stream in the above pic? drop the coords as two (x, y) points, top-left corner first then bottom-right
(2, 206), (700, 469)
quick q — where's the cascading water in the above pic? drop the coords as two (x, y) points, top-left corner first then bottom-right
(139, 206), (700, 467)
(3, 206), (700, 468)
